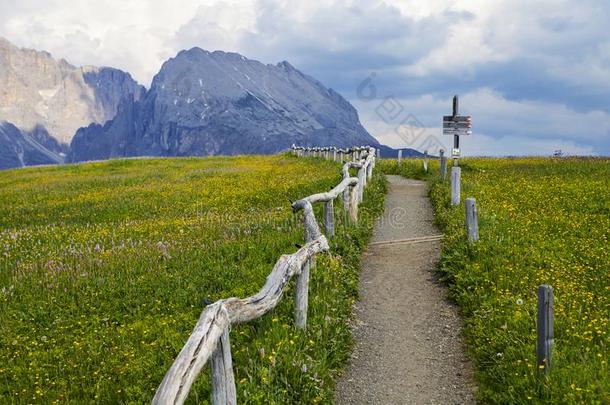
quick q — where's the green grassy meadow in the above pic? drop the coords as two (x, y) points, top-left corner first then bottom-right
(379, 157), (610, 404)
(0, 155), (386, 404)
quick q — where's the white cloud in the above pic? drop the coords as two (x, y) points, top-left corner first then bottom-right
(0, 0), (216, 84)
(171, 1), (256, 55)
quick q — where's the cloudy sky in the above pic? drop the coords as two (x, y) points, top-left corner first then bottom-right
(1, 0), (609, 155)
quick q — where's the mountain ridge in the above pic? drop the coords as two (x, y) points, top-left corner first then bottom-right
(68, 46), (382, 162)
(0, 37), (145, 169)
(0, 37), (145, 143)
(0, 39), (421, 168)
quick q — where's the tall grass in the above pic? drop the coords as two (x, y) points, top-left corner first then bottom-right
(0, 155), (386, 403)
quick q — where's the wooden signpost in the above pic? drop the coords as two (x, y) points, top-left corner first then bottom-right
(443, 96), (471, 205)
(443, 95), (472, 163)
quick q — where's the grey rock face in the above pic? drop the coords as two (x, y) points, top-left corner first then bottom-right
(68, 48), (380, 162)
(82, 67), (146, 124)
(0, 122), (64, 169)
(24, 124), (69, 155)
(0, 37), (144, 145)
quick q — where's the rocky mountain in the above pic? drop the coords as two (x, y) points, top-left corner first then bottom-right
(68, 48), (381, 162)
(0, 122), (65, 169)
(0, 37), (144, 168)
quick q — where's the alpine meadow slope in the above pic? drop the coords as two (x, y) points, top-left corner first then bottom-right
(0, 154), (386, 403)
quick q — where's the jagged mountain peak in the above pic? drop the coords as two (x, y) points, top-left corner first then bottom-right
(0, 38), (145, 169)
(0, 37), (144, 146)
(68, 48), (379, 162)
(276, 60), (296, 70)
(0, 37), (72, 69)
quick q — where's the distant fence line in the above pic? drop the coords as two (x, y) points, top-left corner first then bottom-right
(153, 146), (376, 405)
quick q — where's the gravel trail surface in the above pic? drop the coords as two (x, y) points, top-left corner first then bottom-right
(335, 175), (476, 404)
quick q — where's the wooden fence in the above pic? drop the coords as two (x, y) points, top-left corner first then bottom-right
(152, 146), (376, 405)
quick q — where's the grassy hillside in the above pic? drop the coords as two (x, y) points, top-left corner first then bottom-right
(0, 156), (386, 404)
(381, 157), (609, 404)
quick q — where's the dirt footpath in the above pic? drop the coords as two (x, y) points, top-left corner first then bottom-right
(335, 175), (476, 404)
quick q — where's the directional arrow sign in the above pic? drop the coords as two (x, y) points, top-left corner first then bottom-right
(443, 115), (472, 135)
(443, 116), (472, 123)
(443, 123), (472, 128)
(443, 129), (472, 136)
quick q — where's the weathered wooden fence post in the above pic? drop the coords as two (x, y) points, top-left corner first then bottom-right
(439, 149), (447, 180)
(537, 285), (554, 374)
(295, 214), (315, 329)
(210, 327), (237, 405)
(397, 149), (402, 165)
(362, 164), (368, 188)
(348, 184), (359, 223)
(451, 166), (461, 206)
(342, 185), (350, 226)
(357, 167), (365, 202)
(295, 256), (310, 329)
(423, 150), (429, 172)
(333, 148), (337, 162)
(465, 198), (479, 242)
(324, 199), (335, 237)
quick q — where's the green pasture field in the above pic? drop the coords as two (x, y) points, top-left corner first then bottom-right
(0, 155), (386, 404)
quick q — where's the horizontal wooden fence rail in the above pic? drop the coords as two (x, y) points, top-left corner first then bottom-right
(153, 146), (376, 405)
